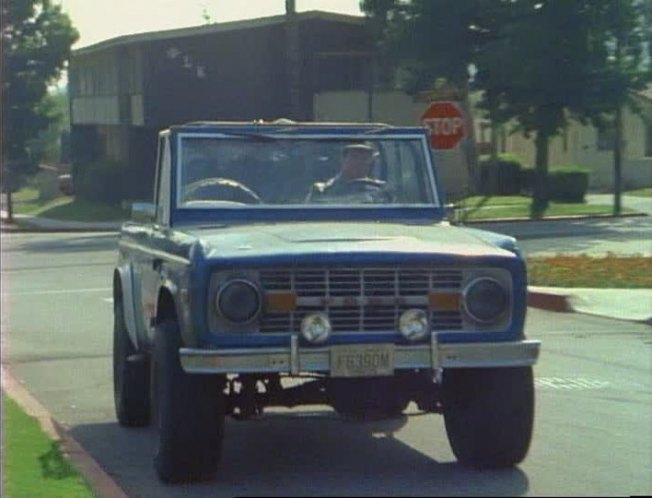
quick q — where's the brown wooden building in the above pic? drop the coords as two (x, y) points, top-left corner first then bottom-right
(68, 10), (373, 201)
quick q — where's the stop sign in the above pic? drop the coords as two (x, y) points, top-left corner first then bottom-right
(420, 101), (466, 150)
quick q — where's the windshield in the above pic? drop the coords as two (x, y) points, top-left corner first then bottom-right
(176, 136), (437, 208)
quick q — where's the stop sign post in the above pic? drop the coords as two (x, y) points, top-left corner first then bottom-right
(420, 101), (466, 150)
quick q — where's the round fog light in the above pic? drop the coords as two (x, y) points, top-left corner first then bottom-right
(300, 313), (332, 344)
(399, 309), (429, 341)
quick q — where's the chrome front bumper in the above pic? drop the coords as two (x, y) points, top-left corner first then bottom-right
(180, 333), (541, 375)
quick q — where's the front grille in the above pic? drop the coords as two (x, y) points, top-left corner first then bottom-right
(259, 268), (464, 333)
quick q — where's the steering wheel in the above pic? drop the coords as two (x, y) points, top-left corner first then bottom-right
(338, 178), (393, 202)
(183, 178), (263, 204)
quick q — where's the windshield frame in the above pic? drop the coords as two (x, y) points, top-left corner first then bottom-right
(170, 130), (446, 226)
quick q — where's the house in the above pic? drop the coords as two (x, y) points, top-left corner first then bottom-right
(68, 9), (374, 201)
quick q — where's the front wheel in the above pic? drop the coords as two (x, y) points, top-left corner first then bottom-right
(442, 367), (534, 469)
(113, 296), (150, 427)
(152, 321), (226, 483)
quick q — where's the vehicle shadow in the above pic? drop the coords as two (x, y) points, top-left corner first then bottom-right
(69, 409), (530, 497)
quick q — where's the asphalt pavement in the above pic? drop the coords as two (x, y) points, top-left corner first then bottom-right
(1, 221), (650, 497)
(1, 199), (651, 325)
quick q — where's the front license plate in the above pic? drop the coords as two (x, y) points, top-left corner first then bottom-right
(330, 344), (395, 378)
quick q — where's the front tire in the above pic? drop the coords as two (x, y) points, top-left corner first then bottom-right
(113, 296), (150, 427)
(152, 321), (226, 483)
(442, 367), (534, 469)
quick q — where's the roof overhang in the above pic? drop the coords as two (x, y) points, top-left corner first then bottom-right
(73, 10), (366, 57)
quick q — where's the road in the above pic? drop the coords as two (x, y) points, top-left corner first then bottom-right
(480, 194), (652, 257)
(1, 230), (651, 497)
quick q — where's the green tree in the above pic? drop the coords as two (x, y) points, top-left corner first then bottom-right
(361, 0), (506, 191)
(1, 0), (78, 222)
(26, 87), (70, 165)
(362, 0), (650, 215)
(581, 0), (651, 215)
(474, 1), (602, 215)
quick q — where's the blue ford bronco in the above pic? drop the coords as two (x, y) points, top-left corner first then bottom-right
(113, 120), (541, 483)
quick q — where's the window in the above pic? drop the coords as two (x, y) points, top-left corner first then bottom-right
(176, 136), (436, 208)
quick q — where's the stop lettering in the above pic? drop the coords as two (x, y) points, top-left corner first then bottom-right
(420, 101), (466, 150)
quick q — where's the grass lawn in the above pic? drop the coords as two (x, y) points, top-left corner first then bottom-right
(1, 394), (93, 498)
(457, 195), (637, 221)
(527, 254), (652, 288)
(10, 189), (128, 222)
(625, 188), (652, 198)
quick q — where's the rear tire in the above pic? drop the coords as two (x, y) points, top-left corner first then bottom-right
(442, 367), (534, 469)
(152, 321), (226, 483)
(113, 296), (150, 427)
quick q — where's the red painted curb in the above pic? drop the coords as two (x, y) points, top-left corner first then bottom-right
(1, 366), (128, 498)
(527, 290), (572, 312)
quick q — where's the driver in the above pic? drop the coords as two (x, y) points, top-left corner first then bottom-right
(306, 142), (389, 202)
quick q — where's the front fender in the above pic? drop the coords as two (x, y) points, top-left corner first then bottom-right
(156, 278), (196, 348)
(114, 265), (140, 350)
(460, 226), (523, 257)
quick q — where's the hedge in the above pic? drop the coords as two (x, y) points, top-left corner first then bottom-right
(547, 166), (590, 202)
(479, 154), (523, 195)
(521, 165), (590, 202)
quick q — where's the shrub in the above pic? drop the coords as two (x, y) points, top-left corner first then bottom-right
(547, 166), (590, 203)
(479, 154), (523, 195)
(75, 160), (123, 205)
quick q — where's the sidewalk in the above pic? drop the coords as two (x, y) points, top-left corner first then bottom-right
(528, 286), (651, 325)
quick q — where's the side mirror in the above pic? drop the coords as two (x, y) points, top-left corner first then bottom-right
(131, 202), (155, 223)
(444, 203), (462, 225)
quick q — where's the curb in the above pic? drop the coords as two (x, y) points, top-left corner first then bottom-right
(1, 225), (121, 234)
(1, 366), (128, 498)
(0, 218), (123, 233)
(465, 211), (647, 225)
(527, 288), (652, 323)
(527, 289), (572, 312)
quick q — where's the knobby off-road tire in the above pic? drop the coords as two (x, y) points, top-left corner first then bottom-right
(442, 367), (534, 469)
(113, 297), (150, 427)
(152, 321), (226, 483)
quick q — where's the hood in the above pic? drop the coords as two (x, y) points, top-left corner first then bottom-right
(183, 221), (519, 262)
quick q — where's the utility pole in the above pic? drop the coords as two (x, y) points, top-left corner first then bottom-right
(285, 0), (301, 120)
(1, 3), (13, 222)
(612, 25), (624, 216)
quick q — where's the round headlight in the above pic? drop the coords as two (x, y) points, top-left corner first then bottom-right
(216, 279), (261, 323)
(399, 309), (430, 341)
(463, 277), (508, 324)
(300, 313), (332, 344)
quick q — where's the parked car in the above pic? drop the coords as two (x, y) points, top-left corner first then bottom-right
(113, 120), (541, 483)
(57, 173), (74, 195)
